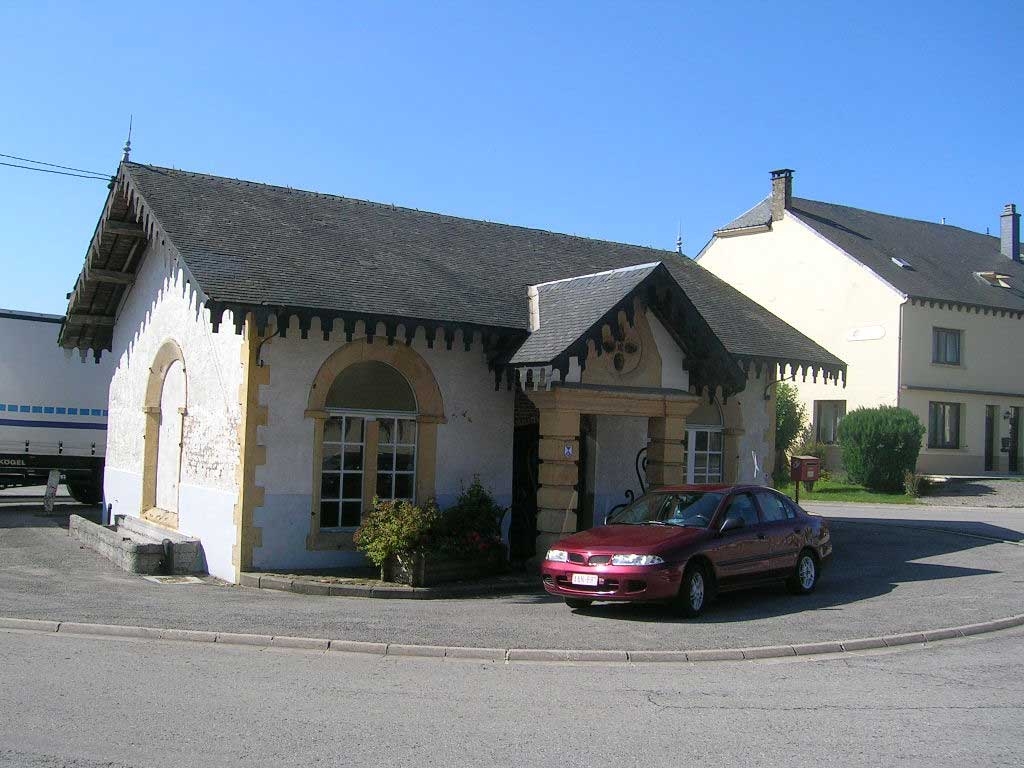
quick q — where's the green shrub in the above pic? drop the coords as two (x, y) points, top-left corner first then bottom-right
(353, 477), (507, 568)
(838, 407), (926, 492)
(774, 383), (807, 477)
(434, 477), (506, 557)
(353, 497), (440, 568)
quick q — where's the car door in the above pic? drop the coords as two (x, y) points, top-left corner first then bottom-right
(706, 492), (770, 588)
(753, 489), (803, 577)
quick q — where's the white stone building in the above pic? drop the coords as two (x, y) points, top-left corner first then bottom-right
(59, 162), (844, 582)
(698, 170), (1024, 476)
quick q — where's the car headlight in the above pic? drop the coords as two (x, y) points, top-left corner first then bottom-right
(545, 549), (569, 563)
(610, 554), (665, 566)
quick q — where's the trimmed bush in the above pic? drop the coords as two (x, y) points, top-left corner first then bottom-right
(774, 382), (807, 476)
(838, 407), (926, 492)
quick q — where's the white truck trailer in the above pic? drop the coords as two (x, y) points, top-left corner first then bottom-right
(0, 308), (114, 502)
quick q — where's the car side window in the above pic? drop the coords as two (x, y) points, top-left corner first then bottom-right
(754, 491), (794, 522)
(724, 493), (760, 527)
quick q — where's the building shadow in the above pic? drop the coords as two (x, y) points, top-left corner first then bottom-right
(553, 518), (1018, 624)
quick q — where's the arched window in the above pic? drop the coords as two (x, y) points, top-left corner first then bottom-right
(319, 361), (418, 529)
(683, 399), (724, 484)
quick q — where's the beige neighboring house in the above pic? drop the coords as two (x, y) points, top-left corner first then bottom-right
(698, 169), (1024, 476)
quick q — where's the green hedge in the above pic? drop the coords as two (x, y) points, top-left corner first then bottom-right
(838, 406), (926, 492)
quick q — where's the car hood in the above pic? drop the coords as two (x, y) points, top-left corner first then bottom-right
(553, 524), (704, 554)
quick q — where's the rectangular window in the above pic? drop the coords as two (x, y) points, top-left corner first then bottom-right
(320, 415), (365, 528)
(814, 400), (846, 444)
(928, 402), (961, 449)
(932, 328), (961, 365)
(376, 417), (417, 502)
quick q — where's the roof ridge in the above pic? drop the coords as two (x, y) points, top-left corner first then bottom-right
(125, 161), (680, 257)
(531, 261), (662, 289)
(792, 196), (998, 241)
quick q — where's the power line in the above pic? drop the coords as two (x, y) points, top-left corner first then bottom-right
(0, 160), (110, 181)
(0, 152), (110, 178)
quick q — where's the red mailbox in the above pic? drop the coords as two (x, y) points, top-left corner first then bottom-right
(790, 455), (821, 483)
(790, 455), (820, 503)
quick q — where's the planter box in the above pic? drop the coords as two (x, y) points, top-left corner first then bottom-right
(382, 549), (506, 587)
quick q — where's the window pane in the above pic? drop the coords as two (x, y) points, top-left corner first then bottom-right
(394, 473), (414, 500)
(756, 492), (787, 522)
(324, 418), (343, 443)
(378, 419), (395, 446)
(343, 447), (363, 471)
(345, 416), (364, 443)
(320, 473), (340, 499)
(709, 432), (723, 452)
(377, 451), (394, 472)
(695, 431), (708, 451)
(320, 501), (340, 528)
(708, 454), (722, 476)
(322, 446), (342, 471)
(397, 419), (417, 445)
(395, 445), (415, 471)
(340, 501), (362, 527)
(377, 473), (393, 499)
(342, 473), (363, 499)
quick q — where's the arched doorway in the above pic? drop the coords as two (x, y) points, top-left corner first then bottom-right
(141, 339), (187, 527)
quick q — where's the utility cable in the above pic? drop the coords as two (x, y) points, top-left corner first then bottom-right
(0, 152), (110, 177)
(0, 160), (110, 180)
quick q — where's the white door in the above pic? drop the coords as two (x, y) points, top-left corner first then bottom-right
(155, 360), (186, 512)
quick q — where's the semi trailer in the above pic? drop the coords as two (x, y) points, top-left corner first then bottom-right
(0, 308), (114, 503)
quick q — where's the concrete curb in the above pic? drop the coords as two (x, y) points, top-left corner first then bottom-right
(3, 613), (1023, 663)
(238, 571), (541, 600)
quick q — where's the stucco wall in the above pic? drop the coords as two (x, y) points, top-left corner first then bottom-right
(901, 302), (1024, 473)
(104, 240), (243, 582)
(698, 214), (903, 431)
(732, 368), (775, 485)
(252, 321), (515, 571)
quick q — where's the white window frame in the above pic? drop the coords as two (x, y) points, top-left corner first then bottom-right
(683, 428), (724, 484)
(320, 408), (418, 530)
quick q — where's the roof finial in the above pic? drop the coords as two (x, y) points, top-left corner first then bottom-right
(121, 115), (133, 163)
(676, 222), (683, 254)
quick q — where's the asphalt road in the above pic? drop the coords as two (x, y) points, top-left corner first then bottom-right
(0, 625), (1021, 767)
(2, 502), (1023, 651)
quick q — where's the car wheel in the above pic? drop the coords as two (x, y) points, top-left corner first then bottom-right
(565, 598), (592, 610)
(673, 562), (708, 617)
(787, 550), (819, 595)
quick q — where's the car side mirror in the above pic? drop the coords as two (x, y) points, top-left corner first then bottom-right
(719, 515), (745, 535)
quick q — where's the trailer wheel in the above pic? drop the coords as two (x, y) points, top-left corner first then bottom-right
(67, 481), (102, 505)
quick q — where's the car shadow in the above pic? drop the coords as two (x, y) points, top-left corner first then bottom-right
(555, 517), (1017, 624)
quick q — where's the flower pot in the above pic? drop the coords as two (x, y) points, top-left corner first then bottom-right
(382, 549), (506, 587)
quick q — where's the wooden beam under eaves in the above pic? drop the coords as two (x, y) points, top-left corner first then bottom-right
(85, 267), (134, 286)
(103, 220), (145, 239)
(66, 313), (115, 327)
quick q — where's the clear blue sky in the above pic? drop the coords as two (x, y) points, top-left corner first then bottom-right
(1, 0), (1021, 315)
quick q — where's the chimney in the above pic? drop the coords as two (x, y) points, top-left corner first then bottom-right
(770, 169), (794, 222)
(1001, 203), (1021, 263)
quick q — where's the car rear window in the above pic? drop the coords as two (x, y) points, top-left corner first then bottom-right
(754, 490), (795, 522)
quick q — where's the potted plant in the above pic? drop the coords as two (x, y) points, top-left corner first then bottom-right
(353, 478), (508, 586)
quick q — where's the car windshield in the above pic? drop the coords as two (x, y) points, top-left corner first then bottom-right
(606, 492), (723, 528)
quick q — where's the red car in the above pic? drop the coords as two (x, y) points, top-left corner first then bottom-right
(541, 484), (832, 616)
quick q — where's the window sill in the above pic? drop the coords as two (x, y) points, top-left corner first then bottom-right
(306, 528), (359, 551)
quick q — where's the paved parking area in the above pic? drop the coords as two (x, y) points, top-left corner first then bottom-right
(920, 478), (1024, 508)
(2, 499), (1023, 651)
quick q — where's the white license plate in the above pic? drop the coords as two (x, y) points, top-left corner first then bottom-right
(571, 573), (599, 586)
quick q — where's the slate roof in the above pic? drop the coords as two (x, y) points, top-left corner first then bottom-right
(63, 162), (846, 382)
(717, 196), (1024, 313)
(509, 263), (659, 365)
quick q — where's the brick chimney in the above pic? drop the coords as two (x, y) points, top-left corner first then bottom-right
(1001, 203), (1021, 263)
(770, 169), (794, 222)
